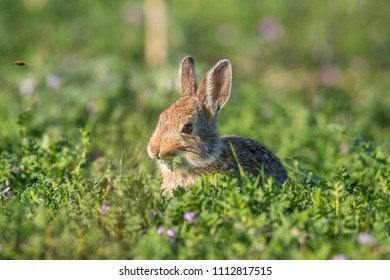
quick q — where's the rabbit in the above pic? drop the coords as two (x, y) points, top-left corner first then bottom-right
(147, 56), (288, 193)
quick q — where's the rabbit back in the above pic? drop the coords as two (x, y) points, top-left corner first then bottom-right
(219, 136), (288, 185)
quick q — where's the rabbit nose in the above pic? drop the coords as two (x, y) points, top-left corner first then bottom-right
(147, 143), (160, 159)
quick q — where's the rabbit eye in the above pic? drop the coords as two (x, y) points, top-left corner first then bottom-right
(181, 123), (193, 134)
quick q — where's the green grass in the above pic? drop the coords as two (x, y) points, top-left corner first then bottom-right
(0, 0), (389, 259)
(1, 117), (389, 259)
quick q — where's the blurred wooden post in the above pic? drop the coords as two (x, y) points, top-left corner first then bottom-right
(144, 0), (167, 66)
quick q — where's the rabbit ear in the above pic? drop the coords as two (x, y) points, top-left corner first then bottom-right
(197, 59), (232, 115)
(180, 56), (198, 97)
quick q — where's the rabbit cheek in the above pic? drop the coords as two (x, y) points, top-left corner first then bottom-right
(176, 138), (204, 167)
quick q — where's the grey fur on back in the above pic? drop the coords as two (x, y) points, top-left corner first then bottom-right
(219, 136), (288, 185)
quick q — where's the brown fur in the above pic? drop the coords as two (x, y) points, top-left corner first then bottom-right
(147, 56), (287, 193)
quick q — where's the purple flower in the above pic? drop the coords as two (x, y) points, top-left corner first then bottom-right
(121, 2), (143, 25)
(3, 187), (12, 197)
(183, 211), (195, 224)
(20, 78), (35, 96)
(157, 226), (165, 234)
(258, 17), (284, 42)
(86, 102), (98, 114)
(18, 243), (25, 251)
(46, 74), (62, 89)
(332, 254), (348, 260)
(101, 204), (110, 214)
(11, 166), (20, 173)
(319, 65), (341, 87)
(358, 233), (373, 245)
(151, 211), (157, 218)
(167, 228), (176, 238)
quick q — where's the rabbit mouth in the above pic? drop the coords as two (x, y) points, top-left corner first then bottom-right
(159, 147), (205, 172)
(160, 155), (184, 171)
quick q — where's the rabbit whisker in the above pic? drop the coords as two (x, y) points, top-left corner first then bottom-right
(177, 147), (203, 158)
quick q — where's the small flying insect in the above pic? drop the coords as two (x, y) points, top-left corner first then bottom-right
(13, 60), (30, 66)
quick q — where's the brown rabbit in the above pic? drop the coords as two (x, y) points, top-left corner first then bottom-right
(147, 56), (287, 193)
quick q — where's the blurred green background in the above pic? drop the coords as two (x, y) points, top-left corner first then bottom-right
(1, 0), (389, 176)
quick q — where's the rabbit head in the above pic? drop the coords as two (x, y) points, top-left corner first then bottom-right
(147, 56), (232, 173)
